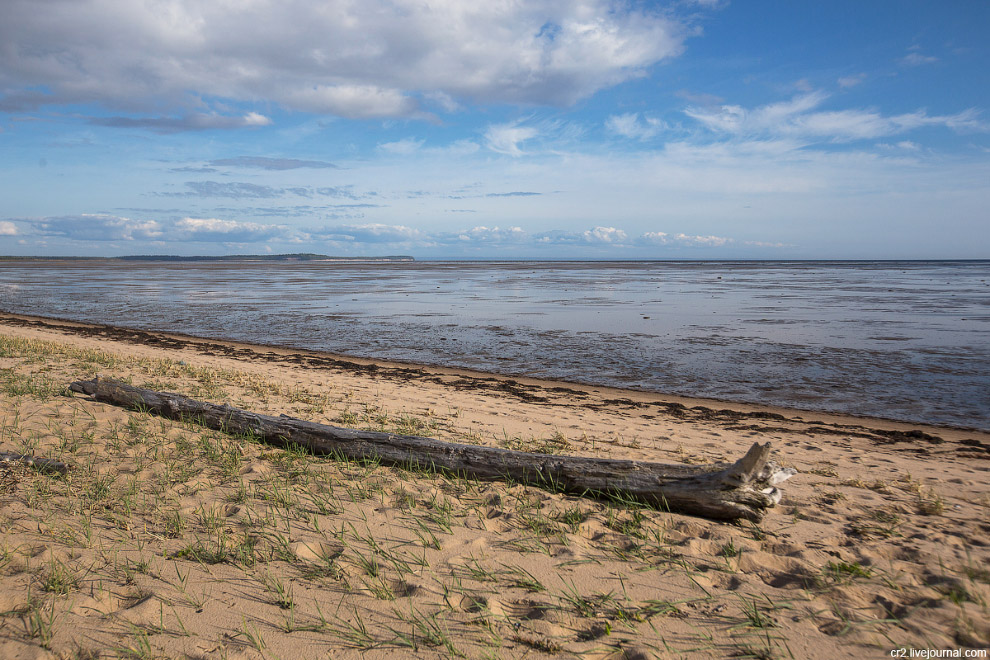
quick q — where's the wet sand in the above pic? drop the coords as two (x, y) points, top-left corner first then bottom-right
(0, 312), (988, 658)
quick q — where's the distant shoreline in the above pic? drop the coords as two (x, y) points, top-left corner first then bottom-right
(0, 253), (415, 263)
(0, 255), (987, 264)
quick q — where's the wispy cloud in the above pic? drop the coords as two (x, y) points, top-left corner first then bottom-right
(837, 73), (866, 89)
(169, 166), (220, 174)
(685, 92), (987, 141)
(166, 182), (284, 199)
(377, 138), (425, 155)
(209, 157), (338, 170)
(606, 112), (667, 140)
(900, 52), (938, 66)
(160, 182), (365, 200)
(225, 204), (381, 218)
(484, 121), (539, 156)
(675, 90), (724, 106)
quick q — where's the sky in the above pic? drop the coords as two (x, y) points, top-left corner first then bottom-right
(1, 0), (988, 259)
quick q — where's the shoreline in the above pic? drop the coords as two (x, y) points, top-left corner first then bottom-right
(0, 308), (988, 656)
(1, 310), (983, 436)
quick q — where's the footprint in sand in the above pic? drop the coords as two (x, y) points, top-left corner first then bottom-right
(288, 540), (342, 562)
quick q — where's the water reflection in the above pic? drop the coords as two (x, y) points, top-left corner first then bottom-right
(1, 260), (987, 428)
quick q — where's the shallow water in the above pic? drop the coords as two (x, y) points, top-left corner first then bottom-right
(2, 259), (988, 429)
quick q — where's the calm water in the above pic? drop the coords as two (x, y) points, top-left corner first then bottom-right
(2, 260), (988, 429)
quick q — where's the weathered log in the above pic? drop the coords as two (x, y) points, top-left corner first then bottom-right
(0, 452), (70, 475)
(69, 377), (795, 521)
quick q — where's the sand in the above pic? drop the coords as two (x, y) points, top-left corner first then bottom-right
(0, 312), (987, 659)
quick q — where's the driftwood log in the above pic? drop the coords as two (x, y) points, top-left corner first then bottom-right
(0, 452), (70, 475)
(69, 378), (795, 521)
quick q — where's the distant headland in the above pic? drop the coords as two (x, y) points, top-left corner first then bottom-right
(0, 253), (415, 263)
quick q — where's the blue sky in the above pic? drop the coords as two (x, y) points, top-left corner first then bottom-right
(1, 0), (988, 259)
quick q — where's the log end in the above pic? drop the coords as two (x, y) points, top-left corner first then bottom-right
(69, 377), (100, 396)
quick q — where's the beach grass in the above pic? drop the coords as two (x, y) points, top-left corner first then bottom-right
(0, 323), (988, 657)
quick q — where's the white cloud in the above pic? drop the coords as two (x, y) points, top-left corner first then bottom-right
(426, 139), (480, 157)
(535, 226), (629, 245)
(284, 85), (420, 119)
(378, 138), (425, 155)
(584, 226), (627, 243)
(31, 214), (163, 241)
(606, 112), (666, 140)
(89, 112), (271, 133)
(640, 231), (733, 247)
(173, 217), (286, 241)
(24, 214), (290, 243)
(448, 226), (528, 244)
(901, 52), (938, 66)
(685, 92), (987, 141)
(837, 73), (866, 89)
(484, 122), (539, 156)
(312, 223), (424, 243)
(641, 231), (669, 244)
(209, 156), (338, 170)
(674, 233), (731, 246)
(424, 91), (462, 113)
(0, 0), (689, 120)
(744, 240), (789, 248)
(879, 140), (921, 151)
(0, 221), (17, 236)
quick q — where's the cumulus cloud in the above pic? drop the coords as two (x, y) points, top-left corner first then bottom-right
(0, 0), (689, 121)
(584, 226), (627, 243)
(31, 214), (164, 241)
(640, 232), (733, 247)
(606, 112), (666, 140)
(172, 217), (287, 242)
(311, 223), (425, 243)
(301, 224), (741, 250)
(446, 226), (528, 244)
(685, 92), (987, 141)
(13, 213), (774, 253)
(22, 214), (289, 243)
(536, 226), (628, 245)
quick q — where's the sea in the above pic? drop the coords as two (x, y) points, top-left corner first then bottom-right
(1, 259), (988, 430)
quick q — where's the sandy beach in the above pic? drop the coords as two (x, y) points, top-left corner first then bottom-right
(0, 311), (987, 659)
